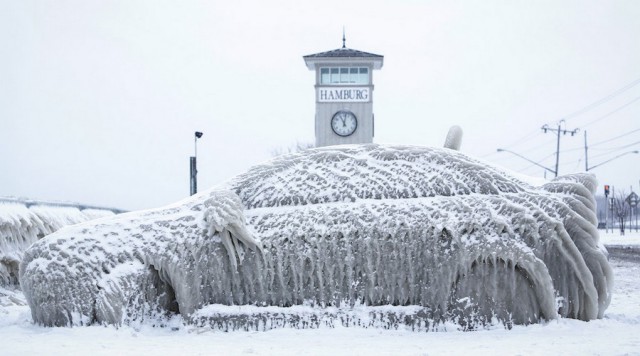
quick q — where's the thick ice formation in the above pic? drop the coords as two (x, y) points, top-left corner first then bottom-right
(0, 203), (114, 286)
(443, 125), (463, 151)
(19, 144), (612, 329)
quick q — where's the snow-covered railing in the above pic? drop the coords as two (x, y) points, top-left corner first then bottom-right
(1, 198), (124, 286)
(0, 197), (126, 214)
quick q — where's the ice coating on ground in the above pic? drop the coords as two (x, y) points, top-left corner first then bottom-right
(19, 144), (612, 329)
(0, 203), (115, 286)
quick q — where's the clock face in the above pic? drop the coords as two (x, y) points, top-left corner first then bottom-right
(331, 110), (358, 137)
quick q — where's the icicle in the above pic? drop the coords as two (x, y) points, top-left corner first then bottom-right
(201, 190), (262, 270)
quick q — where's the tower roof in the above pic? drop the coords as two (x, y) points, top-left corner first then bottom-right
(303, 47), (384, 70)
(303, 47), (383, 59)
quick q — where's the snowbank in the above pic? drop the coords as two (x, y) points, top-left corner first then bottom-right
(600, 230), (640, 246)
(19, 144), (612, 329)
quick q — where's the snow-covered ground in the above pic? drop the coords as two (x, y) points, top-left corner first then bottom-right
(600, 229), (640, 246)
(1, 231), (638, 355)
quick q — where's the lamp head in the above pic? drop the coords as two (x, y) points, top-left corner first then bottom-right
(195, 131), (203, 139)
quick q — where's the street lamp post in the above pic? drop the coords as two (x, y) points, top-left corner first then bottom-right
(586, 150), (638, 171)
(496, 148), (557, 177)
(190, 131), (204, 196)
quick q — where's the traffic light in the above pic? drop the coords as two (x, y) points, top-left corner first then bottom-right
(604, 185), (610, 196)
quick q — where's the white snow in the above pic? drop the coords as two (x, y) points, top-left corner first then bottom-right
(600, 229), (640, 246)
(1, 244), (638, 355)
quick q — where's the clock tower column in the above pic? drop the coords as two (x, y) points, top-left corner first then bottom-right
(303, 39), (383, 147)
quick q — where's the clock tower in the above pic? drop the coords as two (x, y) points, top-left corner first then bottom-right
(303, 37), (383, 147)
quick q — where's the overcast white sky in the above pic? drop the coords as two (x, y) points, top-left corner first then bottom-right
(1, 0), (639, 211)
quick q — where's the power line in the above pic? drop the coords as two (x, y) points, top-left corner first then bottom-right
(481, 130), (553, 159)
(480, 129), (543, 158)
(580, 95), (640, 129)
(555, 137), (639, 155)
(563, 77), (640, 122)
(569, 130), (640, 171)
(490, 135), (556, 163)
(590, 140), (640, 159)
(553, 100), (640, 156)
(516, 134), (557, 154)
(590, 128), (640, 147)
(487, 77), (640, 162)
(500, 129), (542, 150)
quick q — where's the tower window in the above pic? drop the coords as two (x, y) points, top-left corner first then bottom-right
(321, 68), (330, 84)
(340, 68), (349, 83)
(320, 67), (369, 85)
(330, 68), (340, 83)
(359, 68), (369, 84)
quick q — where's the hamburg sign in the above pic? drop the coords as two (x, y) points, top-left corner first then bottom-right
(318, 87), (370, 103)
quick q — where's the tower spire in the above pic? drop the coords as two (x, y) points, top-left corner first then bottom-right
(342, 27), (346, 48)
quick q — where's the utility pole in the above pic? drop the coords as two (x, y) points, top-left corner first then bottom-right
(605, 184), (610, 233)
(584, 131), (588, 172)
(627, 186), (633, 232)
(542, 120), (579, 177)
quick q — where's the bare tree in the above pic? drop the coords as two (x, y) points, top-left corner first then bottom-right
(612, 190), (630, 235)
(597, 208), (605, 228)
(271, 141), (315, 157)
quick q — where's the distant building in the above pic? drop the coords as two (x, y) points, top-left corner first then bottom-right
(304, 38), (383, 147)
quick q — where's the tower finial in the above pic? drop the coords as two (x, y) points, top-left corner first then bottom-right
(342, 27), (346, 48)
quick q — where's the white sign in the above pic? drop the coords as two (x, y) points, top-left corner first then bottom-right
(318, 87), (370, 103)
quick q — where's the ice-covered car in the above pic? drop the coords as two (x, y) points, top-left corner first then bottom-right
(19, 143), (612, 330)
